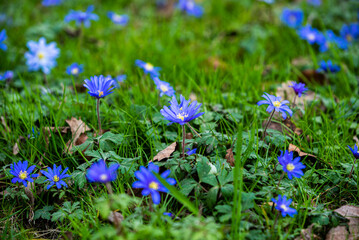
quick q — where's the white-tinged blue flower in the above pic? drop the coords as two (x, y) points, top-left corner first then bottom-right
(280, 8), (304, 29)
(177, 0), (203, 18)
(257, 92), (293, 119)
(107, 12), (129, 26)
(0, 70), (14, 81)
(65, 5), (99, 28)
(135, 59), (161, 77)
(66, 63), (83, 76)
(152, 77), (176, 97)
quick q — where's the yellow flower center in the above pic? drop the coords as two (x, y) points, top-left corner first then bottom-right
(280, 204), (288, 211)
(160, 85), (168, 92)
(100, 174), (108, 181)
(38, 52), (45, 59)
(53, 175), (60, 182)
(286, 163), (295, 172)
(98, 90), (104, 97)
(71, 68), (79, 75)
(19, 171), (28, 180)
(145, 63), (154, 71)
(308, 33), (315, 41)
(273, 101), (281, 107)
(149, 181), (159, 190)
(177, 113), (188, 121)
(346, 34), (353, 42)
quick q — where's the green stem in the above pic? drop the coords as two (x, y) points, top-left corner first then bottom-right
(97, 98), (102, 136)
(182, 124), (186, 158)
(262, 110), (275, 142)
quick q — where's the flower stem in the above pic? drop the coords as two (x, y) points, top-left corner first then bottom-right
(348, 158), (357, 179)
(262, 110), (275, 141)
(97, 98), (102, 136)
(292, 95), (297, 109)
(186, 123), (201, 138)
(182, 124), (186, 158)
(272, 211), (280, 232)
(105, 182), (121, 232)
(276, 172), (285, 190)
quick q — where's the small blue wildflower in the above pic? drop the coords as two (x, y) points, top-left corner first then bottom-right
(278, 150), (305, 180)
(186, 148), (197, 155)
(297, 25), (321, 45)
(289, 82), (308, 97)
(66, 63), (83, 76)
(340, 23), (359, 43)
(42, 0), (62, 6)
(272, 195), (297, 217)
(24, 37), (60, 74)
(0, 70), (14, 81)
(65, 5), (99, 28)
(152, 77), (176, 97)
(280, 8), (304, 29)
(107, 12), (129, 26)
(0, 29), (7, 51)
(27, 127), (40, 139)
(116, 74), (126, 83)
(257, 93), (292, 120)
(135, 60), (161, 77)
(317, 30), (348, 52)
(132, 163), (176, 205)
(86, 159), (120, 183)
(348, 145), (359, 159)
(10, 161), (39, 187)
(83, 75), (115, 99)
(160, 95), (205, 125)
(177, 0), (203, 18)
(163, 212), (175, 218)
(307, 0), (321, 6)
(317, 60), (340, 73)
(41, 164), (71, 190)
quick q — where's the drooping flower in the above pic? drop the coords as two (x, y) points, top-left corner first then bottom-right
(0, 70), (14, 81)
(135, 59), (161, 77)
(66, 63), (83, 76)
(278, 150), (305, 180)
(176, 0), (203, 18)
(348, 145), (359, 159)
(65, 5), (99, 28)
(24, 37), (60, 74)
(186, 148), (197, 155)
(317, 60), (340, 73)
(86, 159), (120, 183)
(83, 75), (115, 99)
(9, 161), (39, 187)
(340, 23), (359, 43)
(0, 29), (7, 51)
(132, 163), (176, 205)
(41, 164), (71, 189)
(280, 8), (304, 29)
(297, 25), (322, 45)
(289, 82), (308, 97)
(317, 30), (348, 52)
(152, 77), (176, 97)
(160, 95), (205, 125)
(257, 93), (293, 119)
(107, 12), (129, 26)
(42, 0), (62, 6)
(307, 0), (321, 6)
(272, 195), (297, 217)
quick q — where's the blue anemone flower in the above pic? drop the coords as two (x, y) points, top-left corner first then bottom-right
(340, 23), (359, 43)
(289, 82), (308, 97)
(272, 195), (297, 217)
(116, 74), (126, 83)
(0, 70), (14, 81)
(42, 0), (62, 6)
(160, 95), (205, 125)
(278, 150), (306, 180)
(41, 164), (71, 189)
(317, 60), (340, 73)
(65, 5), (99, 28)
(135, 60), (161, 77)
(107, 12), (129, 26)
(307, 0), (321, 6)
(152, 77), (176, 97)
(186, 148), (197, 155)
(0, 29), (7, 51)
(257, 93), (293, 120)
(280, 8), (304, 29)
(163, 212), (175, 218)
(86, 159), (120, 183)
(132, 163), (176, 205)
(297, 25), (321, 45)
(10, 161), (39, 187)
(83, 75), (115, 98)
(177, 0), (204, 18)
(66, 63), (83, 76)
(317, 30), (348, 52)
(24, 37), (60, 74)
(348, 145), (359, 159)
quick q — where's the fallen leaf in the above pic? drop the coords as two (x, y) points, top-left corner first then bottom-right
(1, 116), (11, 133)
(65, 117), (91, 153)
(108, 211), (124, 224)
(152, 142), (177, 162)
(13, 142), (19, 155)
(288, 144), (317, 158)
(25, 182), (35, 222)
(326, 205), (359, 240)
(295, 224), (321, 240)
(225, 148), (235, 167)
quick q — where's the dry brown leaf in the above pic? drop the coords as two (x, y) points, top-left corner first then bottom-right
(108, 212), (124, 224)
(152, 142), (177, 162)
(295, 224), (321, 240)
(288, 144), (317, 158)
(13, 142), (19, 155)
(25, 182), (35, 222)
(65, 117), (91, 153)
(1, 116), (11, 133)
(225, 148), (235, 167)
(326, 205), (359, 240)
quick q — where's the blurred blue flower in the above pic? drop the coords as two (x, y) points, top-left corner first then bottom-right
(272, 195), (297, 217)
(289, 82), (308, 97)
(317, 30), (348, 52)
(107, 12), (129, 26)
(258, 0), (275, 4)
(257, 93), (292, 119)
(86, 159), (120, 183)
(152, 77), (176, 97)
(42, 0), (62, 6)
(186, 148), (197, 155)
(83, 75), (115, 98)
(135, 59), (161, 77)
(317, 60), (340, 73)
(278, 150), (305, 180)
(65, 5), (99, 28)
(297, 25), (321, 45)
(177, 0), (203, 18)
(24, 37), (60, 74)
(348, 145), (359, 159)
(66, 63), (83, 76)
(163, 212), (175, 218)
(307, 0), (321, 6)
(0, 29), (7, 51)
(10, 161), (38, 187)
(132, 163), (176, 205)
(41, 164), (71, 189)
(160, 95), (205, 125)
(340, 23), (359, 43)
(280, 8), (304, 28)
(116, 74), (126, 83)
(0, 70), (14, 81)
(27, 127), (40, 139)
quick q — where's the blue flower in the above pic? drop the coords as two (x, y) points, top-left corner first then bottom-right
(107, 12), (129, 26)
(278, 150), (305, 180)
(257, 93), (292, 120)
(163, 212), (175, 218)
(340, 23), (359, 43)
(135, 60), (161, 77)
(280, 8), (304, 29)
(65, 5), (99, 28)
(0, 29), (7, 51)
(116, 74), (126, 83)
(27, 127), (40, 139)
(348, 145), (359, 159)
(132, 163), (176, 205)
(307, 0), (321, 6)
(177, 0), (203, 18)
(83, 75), (115, 99)
(317, 60), (340, 73)
(41, 164), (71, 189)
(66, 63), (83, 76)
(186, 148), (197, 155)
(0, 70), (14, 81)
(9, 161), (39, 187)
(317, 30), (348, 52)
(86, 159), (120, 183)
(160, 95), (205, 125)
(152, 77), (176, 97)
(297, 25), (322, 45)
(42, 0), (62, 6)
(289, 82), (308, 97)
(24, 37), (60, 74)
(272, 195), (297, 217)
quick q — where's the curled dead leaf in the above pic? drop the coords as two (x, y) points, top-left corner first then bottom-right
(1, 116), (11, 133)
(152, 142), (177, 162)
(64, 117), (91, 154)
(225, 148), (235, 167)
(288, 144), (317, 158)
(295, 224), (321, 240)
(326, 205), (359, 240)
(108, 212), (124, 224)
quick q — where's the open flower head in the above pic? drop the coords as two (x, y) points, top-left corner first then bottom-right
(348, 145), (359, 159)
(10, 161), (39, 187)
(278, 150), (305, 180)
(186, 148), (197, 155)
(160, 95), (205, 125)
(317, 30), (348, 52)
(83, 75), (115, 99)
(153, 77), (176, 97)
(257, 93), (293, 119)
(86, 159), (120, 183)
(41, 164), (71, 189)
(317, 60), (340, 73)
(340, 23), (359, 43)
(297, 25), (322, 45)
(289, 82), (308, 97)
(65, 5), (99, 28)
(0, 29), (7, 51)
(135, 59), (161, 77)
(132, 163), (176, 205)
(177, 0), (203, 18)
(272, 195), (297, 217)
(0, 70), (14, 81)
(280, 8), (304, 28)
(66, 63), (83, 76)
(107, 12), (129, 26)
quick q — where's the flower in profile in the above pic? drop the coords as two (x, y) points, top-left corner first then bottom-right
(307, 0), (321, 6)
(66, 63), (83, 76)
(297, 25), (321, 45)
(278, 150), (305, 180)
(83, 75), (115, 98)
(65, 5), (99, 28)
(289, 82), (308, 97)
(177, 0), (203, 18)
(135, 59), (161, 77)
(186, 148), (197, 155)
(152, 77), (176, 97)
(107, 12), (129, 26)
(41, 164), (71, 189)
(24, 37), (60, 74)
(163, 212), (175, 218)
(317, 30), (348, 52)
(86, 159), (120, 183)
(257, 93), (292, 119)
(42, 0), (62, 6)
(0, 70), (14, 81)
(160, 95), (205, 125)
(272, 195), (297, 217)
(317, 60), (340, 73)
(132, 163), (176, 205)
(280, 8), (304, 29)
(340, 23), (359, 43)
(0, 29), (7, 51)
(348, 145), (359, 159)
(10, 161), (38, 187)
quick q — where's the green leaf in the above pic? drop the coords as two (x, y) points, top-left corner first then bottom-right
(34, 206), (54, 220)
(72, 170), (87, 188)
(179, 178), (198, 196)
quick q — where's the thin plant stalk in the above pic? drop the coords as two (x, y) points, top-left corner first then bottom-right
(262, 110), (275, 141)
(43, 73), (48, 87)
(182, 125), (186, 158)
(97, 98), (102, 136)
(158, 93), (161, 106)
(348, 159), (357, 179)
(276, 172), (285, 190)
(186, 123), (201, 138)
(105, 182), (121, 232)
(272, 211), (280, 232)
(292, 95), (297, 108)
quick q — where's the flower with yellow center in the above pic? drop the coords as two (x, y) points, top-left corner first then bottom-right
(346, 34), (353, 42)
(53, 175), (60, 182)
(149, 181), (159, 190)
(71, 68), (79, 75)
(145, 63), (154, 71)
(19, 171), (28, 180)
(38, 52), (45, 59)
(98, 90), (104, 97)
(273, 101), (281, 107)
(280, 204), (288, 211)
(100, 174), (108, 181)
(286, 163), (295, 172)
(176, 113), (188, 121)
(160, 85), (168, 92)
